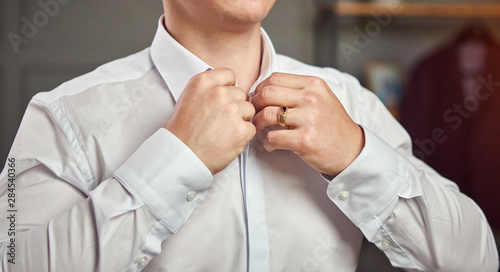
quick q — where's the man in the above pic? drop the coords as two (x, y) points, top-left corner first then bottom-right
(0, 0), (498, 271)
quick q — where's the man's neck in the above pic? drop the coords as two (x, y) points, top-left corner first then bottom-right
(164, 18), (262, 94)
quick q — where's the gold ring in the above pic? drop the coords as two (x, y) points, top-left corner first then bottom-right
(278, 106), (288, 127)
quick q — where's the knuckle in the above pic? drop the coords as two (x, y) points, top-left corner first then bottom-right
(234, 124), (245, 138)
(224, 103), (239, 115)
(253, 113), (264, 127)
(302, 92), (320, 105)
(211, 86), (228, 102)
(216, 67), (236, 85)
(247, 102), (256, 116)
(268, 73), (281, 85)
(194, 71), (213, 84)
(245, 124), (257, 141)
(186, 76), (202, 89)
(261, 86), (275, 99)
(219, 67), (235, 77)
(307, 76), (324, 87)
(189, 73), (216, 91)
(233, 123), (254, 147)
(265, 131), (276, 146)
(235, 88), (247, 101)
(262, 140), (272, 152)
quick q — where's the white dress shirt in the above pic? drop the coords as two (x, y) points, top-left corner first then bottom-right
(0, 16), (498, 272)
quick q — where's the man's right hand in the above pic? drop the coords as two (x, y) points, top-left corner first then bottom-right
(163, 68), (256, 175)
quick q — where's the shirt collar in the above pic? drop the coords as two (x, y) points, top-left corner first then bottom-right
(150, 16), (279, 102)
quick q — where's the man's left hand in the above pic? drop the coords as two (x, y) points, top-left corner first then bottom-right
(252, 73), (365, 177)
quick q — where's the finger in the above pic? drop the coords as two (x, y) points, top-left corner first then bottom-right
(244, 122), (257, 143)
(203, 67), (237, 86)
(255, 73), (315, 95)
(252, 85), (303, 113)
(235, 121), (257, 149)
(253, 106), (298, 134)
(263, 129), (301, 153)
(235, 101), (256, 122)
(224, 86), (247, 101)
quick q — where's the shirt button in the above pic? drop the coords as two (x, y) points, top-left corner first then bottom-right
(382, 240), (394, 248)
(138, 256), (149, 265)
(338, 191), (350, 201)
(186, 191), (197, 202)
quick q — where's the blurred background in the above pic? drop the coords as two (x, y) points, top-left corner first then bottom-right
(1, 0), (499, 271)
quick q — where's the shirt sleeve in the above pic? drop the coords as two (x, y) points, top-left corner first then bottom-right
(326, 90), (499, 271)
(0, 99), (212, 272)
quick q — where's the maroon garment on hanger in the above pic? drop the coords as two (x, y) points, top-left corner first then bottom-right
(401, 24), (500, 230)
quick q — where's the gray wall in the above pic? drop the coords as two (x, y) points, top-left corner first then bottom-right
(262, 0), (317, 64)
(0, 1), (165, 164)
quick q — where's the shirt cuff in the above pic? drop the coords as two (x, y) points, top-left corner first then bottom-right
(114, 128), (213, 233)
(326, 126), (414, 228)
